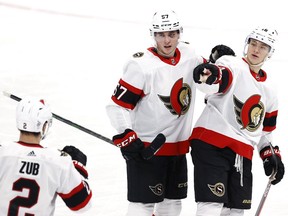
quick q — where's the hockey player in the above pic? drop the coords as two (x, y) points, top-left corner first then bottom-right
(0, 97), (92, 215)
(191, 27), (285, 215)
(105, 10), (206, 216)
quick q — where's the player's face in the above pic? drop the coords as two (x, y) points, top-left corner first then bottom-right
(246, 39), (270, 65)
(154, 31), (180, 57)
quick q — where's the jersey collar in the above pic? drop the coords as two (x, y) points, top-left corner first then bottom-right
(148, 47), (181, 66)
(242, 58), (267, 82)
(17, 141), (43, 148)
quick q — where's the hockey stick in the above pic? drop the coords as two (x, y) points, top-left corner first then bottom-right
(3, 91), (166, 159)
(3, 91), (113, 144)
(254, 142), (278, 216)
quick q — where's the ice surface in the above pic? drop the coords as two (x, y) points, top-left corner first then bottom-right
(0, 1), (287, 215)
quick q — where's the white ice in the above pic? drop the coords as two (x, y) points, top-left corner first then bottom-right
(0, 1), (287, 215)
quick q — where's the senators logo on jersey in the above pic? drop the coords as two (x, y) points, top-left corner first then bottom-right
(158, 78), (191, 116)
(233, 94), (264, 132)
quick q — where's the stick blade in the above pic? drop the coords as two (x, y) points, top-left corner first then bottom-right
(141, 133), (166, 160)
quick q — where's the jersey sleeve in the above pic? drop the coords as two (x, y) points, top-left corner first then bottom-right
(214, 56), (235, 93)
(257, 80), (278, 151)
(263, 86), (278, 132)
(111, 60), (145, 110)
(106, 100), (132, 133)
(57, 158), (92, 211)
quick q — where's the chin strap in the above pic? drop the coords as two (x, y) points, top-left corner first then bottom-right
(244, 55), (266, 68)
(41, 120), (52, 140)
(154, 47), (177, 58)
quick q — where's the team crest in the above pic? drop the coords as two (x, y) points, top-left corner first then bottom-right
(208, 182), (225, 197)
(133, 52), (144, 58)
(233, 94), (264, 132)
(149, 183), (164, 196)
(158, 78), (192, 116)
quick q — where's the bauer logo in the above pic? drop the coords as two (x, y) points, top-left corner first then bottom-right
(149, 183), (164, 196)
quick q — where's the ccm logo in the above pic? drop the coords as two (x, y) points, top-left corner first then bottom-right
(117, 134), (137, 148)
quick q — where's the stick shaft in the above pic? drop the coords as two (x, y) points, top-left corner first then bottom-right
(255, 142), (278, 216)
(3, 91), (113, 144)
(3, 91), (166, 159)
(254, 179), (273, 216)
(52, 112), (113, 144)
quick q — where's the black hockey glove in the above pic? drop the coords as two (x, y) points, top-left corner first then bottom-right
(209, 44), (235, 63)
(260, 145), (285, 185)
(193, 63), (221, 85)
(112, 129), (166, 161)
(62, 145), (88, 179)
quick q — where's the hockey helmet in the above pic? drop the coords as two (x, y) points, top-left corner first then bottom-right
(16, 96), (53, 139)
(244, 27), (278, 58)
(150, 10), (183, 36)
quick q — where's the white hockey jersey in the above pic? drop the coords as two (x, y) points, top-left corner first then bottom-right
(108, 42), (205, 155)
(191, 56), (278, 160)
(0, 141), (92, 215)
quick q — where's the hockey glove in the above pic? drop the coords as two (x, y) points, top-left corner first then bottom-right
(193, 63), (221, 85)
(112, 129), (166, 161)
(209, 44), (235, 63)
(260, 145), (285, 185)
(62, 145), (88, 179)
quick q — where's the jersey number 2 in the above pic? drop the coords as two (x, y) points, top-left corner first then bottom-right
(8, 178), (40, 216)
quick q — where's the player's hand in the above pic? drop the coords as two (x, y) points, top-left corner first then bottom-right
(193, 63), (221, 85)
(209, 44), (235, 63)
(260, 145), (285, 185)
(62, 145), (88, 179)
(112, 129), (166, 161)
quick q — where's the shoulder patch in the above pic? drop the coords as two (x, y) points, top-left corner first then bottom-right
(133, 52), (144, 58)
(179, 41), (190, 45)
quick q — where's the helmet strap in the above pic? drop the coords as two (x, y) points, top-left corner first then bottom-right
(41, 122), (51, 140)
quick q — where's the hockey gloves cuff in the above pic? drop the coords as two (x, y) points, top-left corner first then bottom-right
(209, 44), (235, 63)
(62, 145), (88, 179)
(72, 160), (88, 179)
(260, 145), (285, 185)
(112, 129), (166, 161)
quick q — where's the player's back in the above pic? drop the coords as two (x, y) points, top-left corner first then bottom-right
(0, 141), (82, 216)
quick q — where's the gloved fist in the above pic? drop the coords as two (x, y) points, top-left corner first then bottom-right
(62, 145), (88, 179)
(193, 63), (221, 85)
(260, 145), (285, 185)
(113, 129), (144, 161)
(209, 44), (235, 63)
(113, 129), (166, 161)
